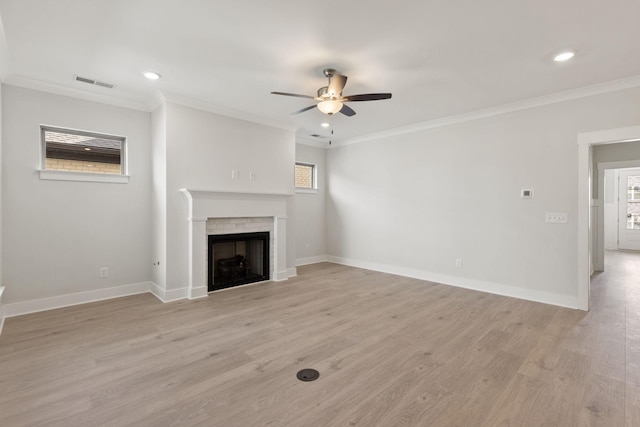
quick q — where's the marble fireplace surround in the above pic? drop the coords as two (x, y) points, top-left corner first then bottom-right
(181, 189), (292, 299)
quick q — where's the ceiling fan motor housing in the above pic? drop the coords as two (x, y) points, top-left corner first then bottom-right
(317, 86), (329, 99)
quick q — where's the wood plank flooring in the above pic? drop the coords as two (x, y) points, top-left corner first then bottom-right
(1, 251), (638, 426)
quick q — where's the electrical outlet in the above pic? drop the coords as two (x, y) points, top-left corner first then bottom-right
(231, 170), (239, 180)
(99, 267), (108, 278)
(455, 259), (463, 268)
(249, 172), (256, 181)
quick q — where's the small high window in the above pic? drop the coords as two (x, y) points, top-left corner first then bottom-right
(41, 126), (125, 175)
(295, 162), (316, 190)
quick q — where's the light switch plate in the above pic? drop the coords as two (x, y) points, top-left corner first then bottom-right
(546, 213), (568, 223)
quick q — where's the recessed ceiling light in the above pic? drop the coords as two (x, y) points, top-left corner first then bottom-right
(321, 122), (330, 128)
(554, 51), (575, 62)
(143, 71), (161, 80)
(84, 147), (91, 151)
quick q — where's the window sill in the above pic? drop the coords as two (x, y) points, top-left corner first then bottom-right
(295, 188), (318, 194)
(39, 169), (129, 184)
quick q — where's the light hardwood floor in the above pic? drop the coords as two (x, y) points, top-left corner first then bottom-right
(1, 251), (639, 426)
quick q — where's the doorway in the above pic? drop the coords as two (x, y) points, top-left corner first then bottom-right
(578, 125), (640, 311)
(602, 167), (640, 252)
(617, 169), (640, 250)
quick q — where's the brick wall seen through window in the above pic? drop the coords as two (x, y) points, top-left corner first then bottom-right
(41, 126), (125, 175)
(295, 163), (316, 189)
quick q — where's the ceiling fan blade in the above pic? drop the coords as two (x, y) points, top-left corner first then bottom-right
(271, 91), (315, 99)
(291, 105), (317, 115)
(339, 104), (356, 117)
(342, 93), (392, 102)
(328, 74), (347, 97)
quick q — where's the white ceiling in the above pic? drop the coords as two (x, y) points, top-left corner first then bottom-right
(1, 0), (639, 144)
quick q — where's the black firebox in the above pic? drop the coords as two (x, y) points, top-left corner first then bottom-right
(208, 232), (269, 292)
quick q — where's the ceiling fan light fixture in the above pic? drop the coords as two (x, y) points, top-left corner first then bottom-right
(317, 100), (343, 115)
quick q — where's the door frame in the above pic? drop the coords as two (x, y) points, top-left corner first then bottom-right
(578, 125), (640, 311)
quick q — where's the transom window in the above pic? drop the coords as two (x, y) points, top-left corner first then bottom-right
(41, 126), (126, 175)
(295, 162), (316, 190)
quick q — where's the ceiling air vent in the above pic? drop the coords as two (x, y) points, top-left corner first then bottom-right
(74, 75), (115, 89)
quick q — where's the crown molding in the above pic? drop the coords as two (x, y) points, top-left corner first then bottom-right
(5, 71), (640, 146)
(336, 74), (640, 147)
(296, 134), (330, 149)
(159, 91), (298, 133)
(2, 74), (150, 112)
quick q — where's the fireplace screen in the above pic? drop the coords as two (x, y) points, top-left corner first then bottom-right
(208, 232), (269, 291)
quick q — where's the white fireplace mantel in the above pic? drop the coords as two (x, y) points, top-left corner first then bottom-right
(180, 189), (293, 299)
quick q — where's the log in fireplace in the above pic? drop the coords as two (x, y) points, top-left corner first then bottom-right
(208, 232), (269, 291)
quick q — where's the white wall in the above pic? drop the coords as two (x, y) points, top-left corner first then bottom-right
(295, 143), (327, 265)
(162, 102), (295, 293)
(151, 103), (167, 289)
(326, 87), (640, 308)
(0, 83), (4, 329)
(2, 85), (152, 305)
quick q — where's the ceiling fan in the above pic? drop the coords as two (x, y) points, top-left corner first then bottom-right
(271, 68), (392, 117)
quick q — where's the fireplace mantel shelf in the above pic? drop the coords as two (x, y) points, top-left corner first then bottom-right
(180, 188), (293, 200)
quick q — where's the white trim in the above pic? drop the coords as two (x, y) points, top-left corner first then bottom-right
(273, 269), (292, 281)
(296, 136), (329, 149)
(180, 189), (293, 295)
(296, 255), (329, 266)
(3, 282), (153, 318)
(0, 287), (5, 335)
(39, 169), (129, 184)
(149, 283), (190, 303)
(160, 91), (297, 133)
(577, 125), (640, 312)
(336, 74), (640, 147)
(327, 256), (579, 309)
(287, 267), (298, 278)
(295, 188), (318, 194)
(3, 77), (150, 112)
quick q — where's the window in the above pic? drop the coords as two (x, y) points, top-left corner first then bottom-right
(40, 126), (127, 183)
(626, 175), (640, 230)
(295, 162), (316, 191)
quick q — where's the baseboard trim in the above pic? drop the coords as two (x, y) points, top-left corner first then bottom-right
(286, 267), (298, 278)
(149, 283), (190, 303)
(296, 255), (329, 266)
(3, 282), (154, 318)
(326, 256), (579, 310)
(0, 286), (5, 335)
(273, 269), (293, 281)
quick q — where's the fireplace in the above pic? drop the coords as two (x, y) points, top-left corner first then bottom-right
(208, 232), (270, 291)
(180, 189), (292, 301)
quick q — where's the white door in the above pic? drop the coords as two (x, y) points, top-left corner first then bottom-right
(618, 168), (640, 250)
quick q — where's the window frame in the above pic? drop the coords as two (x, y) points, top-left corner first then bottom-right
(39, 125), (129, 184)
(295, 162), (318, 193)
